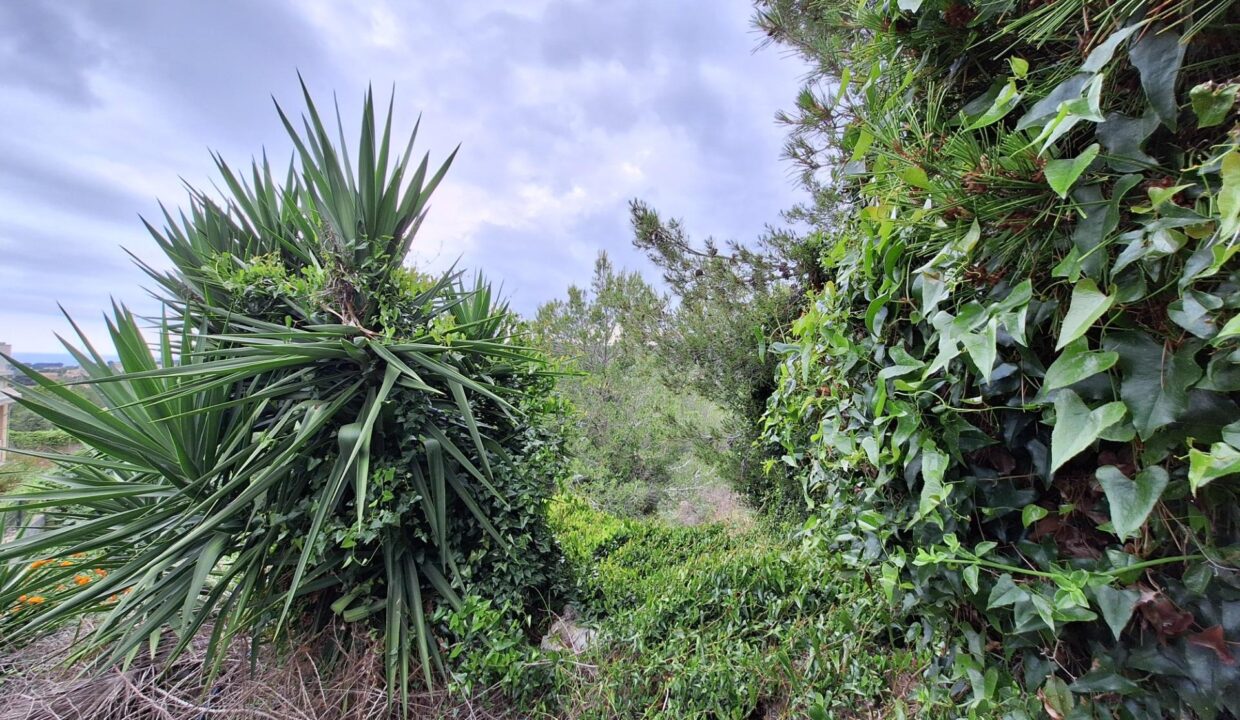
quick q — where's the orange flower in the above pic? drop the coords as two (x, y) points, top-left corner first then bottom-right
(74, 574), (92, 586)
(94, 568), (107, 577)
(18, 595), (27, 603)
(58, 561), (72, 567)
(29, 559), (50, 570)
(26, 596), (45, 604)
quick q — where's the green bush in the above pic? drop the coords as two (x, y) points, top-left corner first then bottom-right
(436, 595), (560, 707)
(629, 201), (813, 511)
(566, 361), (729, 518)
(548, 496), (931, 719)
(8, 429), (76, 450)
(0, 85), (568, 698)
(759, 0), (1240, 716)
(9, 404), (53, 433)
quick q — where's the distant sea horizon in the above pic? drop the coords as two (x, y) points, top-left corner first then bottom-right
(10, 352), (119, 366)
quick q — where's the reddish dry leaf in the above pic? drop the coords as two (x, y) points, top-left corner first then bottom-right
(1097, 450), (1137, 479)
(1071, 493), (1111, 526)
(1037, 688), (1066, 720)
(1137, 588), (1196, 642)
(1029, 515), (1062, 541)
(969, 446), (1016, 474)
(1058, 525), (1104, 559)
(1028, 515), (1103, 559)
(1188, 625), (1236, 665)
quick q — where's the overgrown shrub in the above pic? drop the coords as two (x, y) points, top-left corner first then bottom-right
(0, 85), (568, 698)
(9, 404), (54, 433)
(759, 0), (1240, 715)
(548, 496), (927, 719)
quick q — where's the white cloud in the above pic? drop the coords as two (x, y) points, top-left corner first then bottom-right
(0, 0), (805, 352)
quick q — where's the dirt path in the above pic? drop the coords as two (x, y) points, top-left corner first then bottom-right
(670, 482), (753, 527)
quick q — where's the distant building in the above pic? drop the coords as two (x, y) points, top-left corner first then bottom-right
(0, 395), (10, 464)
(0, 342), (13, 463)
(62, 366), (89, 380)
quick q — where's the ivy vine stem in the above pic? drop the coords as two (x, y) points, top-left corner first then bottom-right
(1106, 554), (1203, 575)
(928, 553), (1203, 582)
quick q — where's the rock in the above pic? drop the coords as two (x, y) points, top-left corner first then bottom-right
(540, 606), (597, 654)
(676, 499), (701, 526)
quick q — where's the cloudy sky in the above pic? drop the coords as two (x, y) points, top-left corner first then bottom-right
(0, 1), (805, 355)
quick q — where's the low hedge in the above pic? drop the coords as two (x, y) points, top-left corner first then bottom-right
(7, 429), (76, 450)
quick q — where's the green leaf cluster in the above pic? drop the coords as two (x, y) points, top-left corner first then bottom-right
(758, 0), (1240, 714)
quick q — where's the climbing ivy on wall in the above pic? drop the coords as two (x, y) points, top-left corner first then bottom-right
(760, 0), (1240, 715)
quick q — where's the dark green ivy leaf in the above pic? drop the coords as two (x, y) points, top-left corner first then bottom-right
(988, 573), (1025, 608)
(1182, 563), (1213, 594)
(1104, 332), (1202, 439)
(1096, 110), (1160, 172)
(1042, 676), (1074, 717)
(1071, 175), (1141, 279)
(1016, 74), (1091, 130)
(1129, 27), (1185, 130)
(1093, 585), (1141, 640)
(1081, 24), (1143, 73)
(1071, 665), (1142, 694)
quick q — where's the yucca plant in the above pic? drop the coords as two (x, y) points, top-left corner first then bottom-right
(0, 83), (566, 700)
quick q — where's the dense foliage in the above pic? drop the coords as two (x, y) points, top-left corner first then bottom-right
(629, 201), (817, 508)
(548, 496), (919, 719)
(0, 86), (567, 699)
(5, 1), (1240, 715)
(532, 253), (728, 518)
(758, 0), (1240, 715)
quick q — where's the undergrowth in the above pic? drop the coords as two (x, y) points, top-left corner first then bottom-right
(6, 430), (76, 451)
(544, 496), (945, 719)
(1, 496), (954, 719)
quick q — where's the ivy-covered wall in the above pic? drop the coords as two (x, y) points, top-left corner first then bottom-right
(760, 0), (1240, 715)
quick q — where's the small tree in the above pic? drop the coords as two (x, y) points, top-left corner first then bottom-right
(628, 200), (815, 508)
(532, 253), (726, 516)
